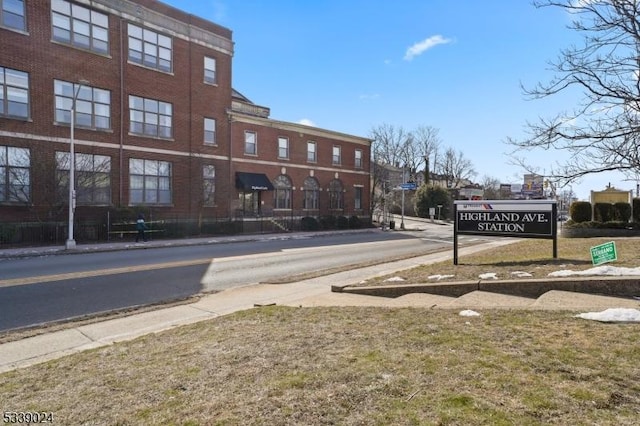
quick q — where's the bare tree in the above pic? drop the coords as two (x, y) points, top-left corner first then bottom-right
(441, 148), (476, 188)
(507, 0), (640, 185)
(481, 175), (502, 199)
(407, 126), (442, 184)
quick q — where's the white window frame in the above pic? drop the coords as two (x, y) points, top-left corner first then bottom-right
(127, 23), (172, 72)
(332, 145), (342, 166)
(55, 80), (110, 129)
(51, 0), (109, 54)
(244, 131), (257, 155)
(355, 149), (363, 168)
(0, 145), (30, 203)
(56, 152), (111, 205)
(204, 117), (216, 145)
(278, 136), (289, 159)
(129, 158), (172, 205)
(0, 66), (29, 119)
(204, 56), (216, 84)
(129, 95), (172, 139)
(307, 141), (316, 163)
(1, 0), (26, 32)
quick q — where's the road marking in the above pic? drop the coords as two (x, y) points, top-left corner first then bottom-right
(0, 258), (213, 288)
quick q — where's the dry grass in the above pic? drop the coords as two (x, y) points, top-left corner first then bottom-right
(1, 307), (640, 425)
(357, 237), (640, 286)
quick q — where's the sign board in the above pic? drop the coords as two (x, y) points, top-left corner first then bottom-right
(453, 200), (557, 265)
(400, 183), (417, 190)
(590, 241), (617, 266)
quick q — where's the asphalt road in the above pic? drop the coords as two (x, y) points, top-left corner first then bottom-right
(0, 226), (481, 331)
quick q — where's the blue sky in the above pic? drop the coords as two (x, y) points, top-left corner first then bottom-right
(161, 0), (636, 200)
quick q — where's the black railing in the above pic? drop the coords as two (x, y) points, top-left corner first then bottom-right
(0, 210), (371, 248)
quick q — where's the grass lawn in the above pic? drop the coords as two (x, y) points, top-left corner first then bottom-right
(1, 237), (639, 425)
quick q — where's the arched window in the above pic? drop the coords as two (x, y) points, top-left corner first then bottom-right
(273, 175), (292, 209)
(303, 176), (319, 210)
(329, 179), (344, 210)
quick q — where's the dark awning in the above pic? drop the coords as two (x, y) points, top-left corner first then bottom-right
(235, 172), (274, 191)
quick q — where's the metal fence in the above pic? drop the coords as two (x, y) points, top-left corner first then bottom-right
(0, 210), (371, 248)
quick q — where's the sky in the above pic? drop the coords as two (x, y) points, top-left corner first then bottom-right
(160, 0), (639, 201)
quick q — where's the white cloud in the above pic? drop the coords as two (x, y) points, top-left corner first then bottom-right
(298, 118), (316, 127)
(404, 35), (452, 61)
(359, 93), (380, 100)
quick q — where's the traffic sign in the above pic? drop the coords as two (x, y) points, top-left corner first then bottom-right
(400, 183), (417, 190)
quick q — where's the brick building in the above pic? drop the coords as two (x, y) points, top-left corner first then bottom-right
(0, 0), (371, 240)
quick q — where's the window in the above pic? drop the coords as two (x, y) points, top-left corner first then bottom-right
(128, 23), (172, 72)
(278, 137), (289, 159)
(129, 158), (171, 204)
(329, 179), (344, 210)
(204, 56), (216, 84)
(273, 175), (292, 209)
(203, 165), (215, 206)
(129, 95), (172, 138)
(204, 118), (216, 145)
(303, 176), (319, 210)
(1, 0), (25, 31)
(0, 66), (29, 119)
(307, 141), (316, 162)
(51, 0), (109, 54)
(244, 131), (257, 155)
(0, 145), (29, 202)
(332, 145), (341, 166)
(55, 80), (110, 129)
(355, 149), (363, 168)
(56, 152), (110, 205)
(354, 186), (363, 210)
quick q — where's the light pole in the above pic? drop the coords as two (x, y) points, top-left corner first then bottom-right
(66, 79), (89, 250)
(400, 165), (406, 230)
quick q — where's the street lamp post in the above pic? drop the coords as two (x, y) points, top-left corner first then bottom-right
(66, 80), (89, 250)
(400, 165), (406, 230)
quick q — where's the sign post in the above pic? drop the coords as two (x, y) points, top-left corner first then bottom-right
(453, 200), (557, 265)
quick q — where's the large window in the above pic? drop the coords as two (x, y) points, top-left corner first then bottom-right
(329, 179), (344, 210)
(51, 0), (109, 54)
(0, 66), (29, 119)
(129, 158), (171, 205)
(307, 141), (316, 162)
(204, 56), (216, 84)
(1, 0), (25, 31)
(204, 118), (216, 145)
(303, 176), (319, 210)
(128, 23), (172, 72)
(203, 165), (215, 206)
(129, 95), (172, 138)
(244, 131), (257, 155)
(56, 152), (111, 205)
(332, 145), (342, 166)
(273, 175), (292, 209)
(55, 80), (110, 129)
(278, 137), (289, 159)
(0, 145), (30, 203)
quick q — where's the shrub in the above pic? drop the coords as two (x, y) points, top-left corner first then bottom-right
(336, 215), (349, 229)
(594, 202), (614, 222)
(569, 201), (592, 223)
(414, 185), (451, 219)
(318, 215), (336, 230)
(300, 216), (319, 231)
(634, 198), (640, 223)
(348, 215), (362, 229)
(613, 202), (632, 222)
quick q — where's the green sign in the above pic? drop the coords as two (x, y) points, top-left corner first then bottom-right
(590, 241), (617, 266)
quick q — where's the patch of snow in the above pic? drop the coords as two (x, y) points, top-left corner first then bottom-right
(428, 274), (455, 281)
(383, 276), (405, 282)
(459, 310), (481, 317)
(479, 272), (498, 280)
(576, 308), (640, 323)
(549, 265), (640, 277)
(511, 271), (533, 278)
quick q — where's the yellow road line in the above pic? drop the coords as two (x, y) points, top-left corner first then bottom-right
(0, 258), (212, 288)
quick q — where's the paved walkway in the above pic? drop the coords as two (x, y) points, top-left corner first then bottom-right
(1, 226), (638, 373)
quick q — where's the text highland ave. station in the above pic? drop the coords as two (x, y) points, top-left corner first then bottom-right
(456, 211), (553, 236)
